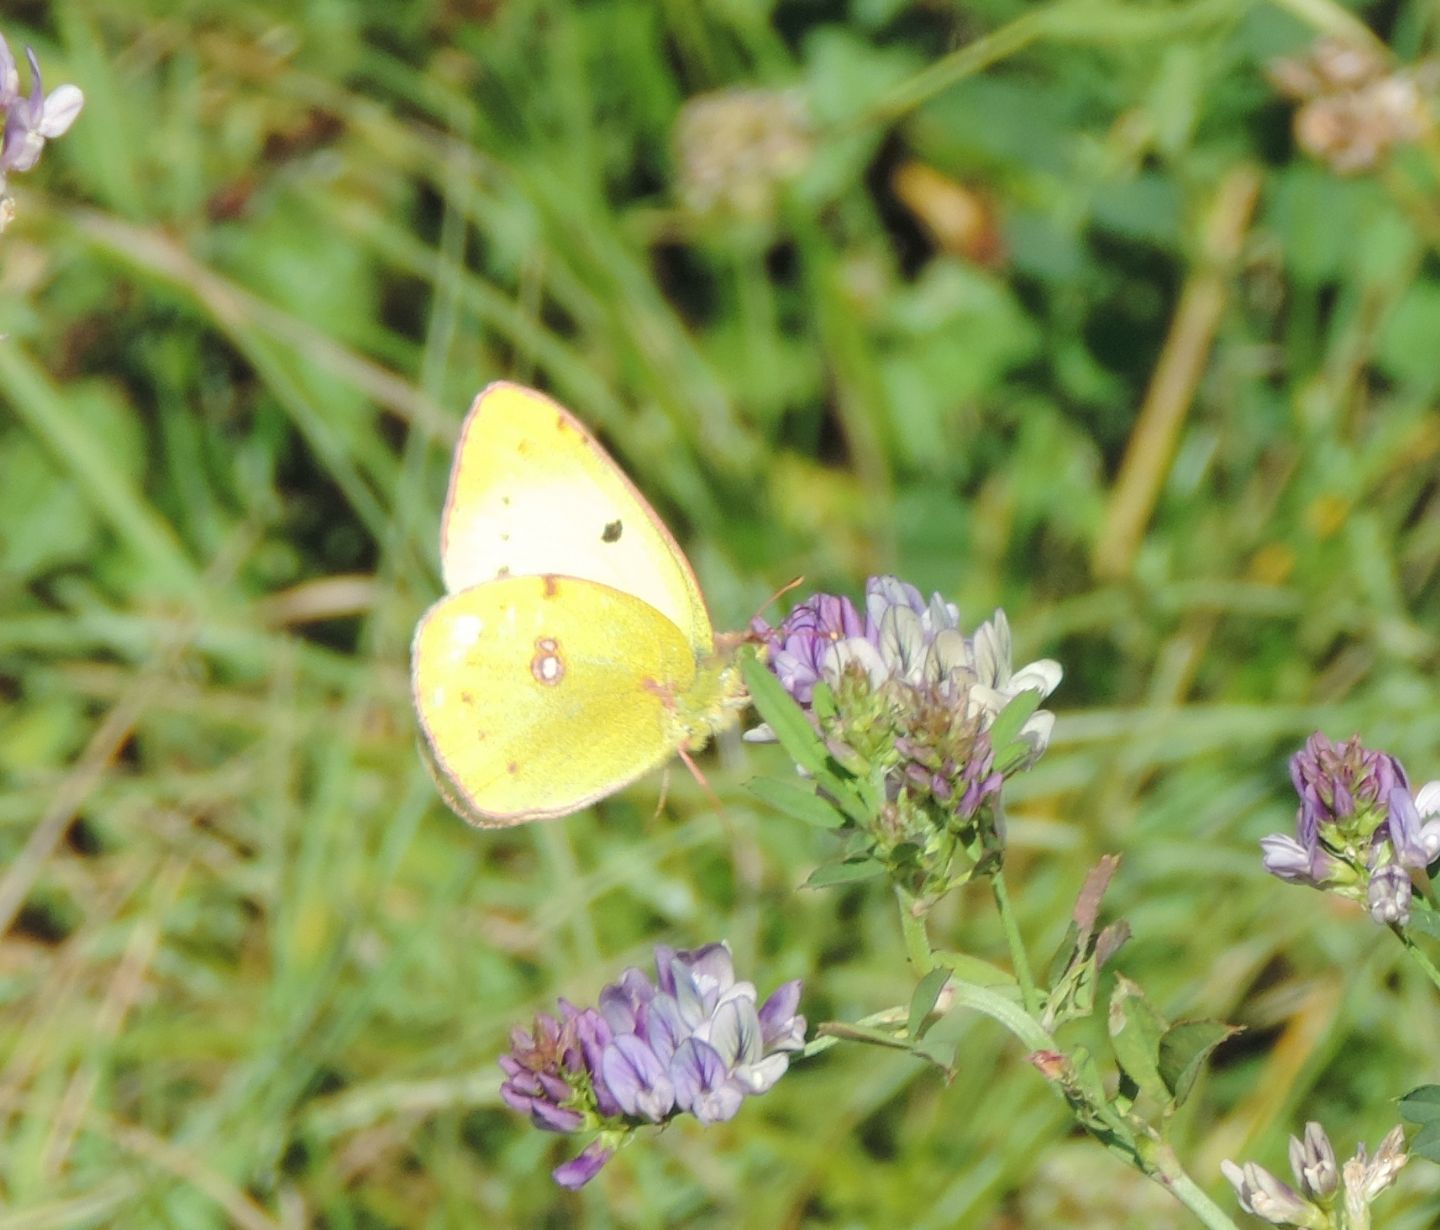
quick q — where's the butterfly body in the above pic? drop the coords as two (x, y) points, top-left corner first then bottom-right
(412, 383), (744, 825)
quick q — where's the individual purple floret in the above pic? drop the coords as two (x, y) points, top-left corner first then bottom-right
(761, 591), (866, 706)
(0, 32), (83, 184)
(498, 942), (805, 1189)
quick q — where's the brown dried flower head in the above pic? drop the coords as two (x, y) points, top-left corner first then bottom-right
(1268, 37), (1437, 174)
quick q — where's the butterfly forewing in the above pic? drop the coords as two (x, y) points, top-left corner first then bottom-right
(439, 382), (713, 654)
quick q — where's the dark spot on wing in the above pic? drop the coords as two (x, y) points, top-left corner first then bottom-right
(461, 691), (475, 704)
(543, 575), (559, 597)
(602, 519), (623, 543)
(507, 761), (519, 775)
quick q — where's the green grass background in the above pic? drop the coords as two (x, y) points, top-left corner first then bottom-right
(2, 0), (1439, 1225)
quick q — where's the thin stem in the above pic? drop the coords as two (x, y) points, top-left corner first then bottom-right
(815, 976), (1240, 1229)
(991, 870), (1041, 1017)
(1150, 1143), (1242, 1230)
(896, 886), (935, 972)
(1396, 927), (1440, 996)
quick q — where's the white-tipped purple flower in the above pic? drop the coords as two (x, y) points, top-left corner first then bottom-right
(1226, 1121), (1408, 1227)
(1289, 732), (1407, 847)
(498, 942), (805, 1188)
(1220, 1159), (1320, 1226)
(602, 1034), (675, 1122)
(0, 33), (83, 189)
(750, 577), (1061, 894)
(758, 591), (866, 705)
(1386, 780), (1440, 869)
(1367, 861), (1413, 927)
(1261, 733), (1427, 928)
(1288, 1122), (1338, 1202)
(552, 1141), (613, 1191)
(1259, 833), (1342, 887)
(671, 1036), (745, 1124)
(751, 575), (1059, 802)
(753, 578), (1060, 744)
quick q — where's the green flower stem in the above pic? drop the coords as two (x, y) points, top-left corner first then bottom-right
(814, 977), (1238, 1229)
(1149, 1143), (1241, 1230)
(896, 886), (935, 972)
(991, 869), (1041, 1017)
(946, 981), (1237, 1230)
(1395, 926), (1440, 996)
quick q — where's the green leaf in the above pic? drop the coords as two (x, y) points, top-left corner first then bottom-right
(1158, 1019), (1239, 1108)
(1107, 976), (1168, 1106)
(1412, 1121), (1440, 1165)
(988, 689), (1042, 773)
(907, 967), (950, 1039)
(987, 687), (1042, 750)
(804, 858), (886, 888)
(1046, 920), (1081, 987)
(747, 776), (847, 828)
(817, 1021), (913, 1051)
(910, 1039), (957, 1073)
(742, 653), (826, 771)
(811, 679), (839, 724)
(742, 654), (869, 821)
(1404, 903), (1440, 942)
(1399, 1085), (1440, 1125)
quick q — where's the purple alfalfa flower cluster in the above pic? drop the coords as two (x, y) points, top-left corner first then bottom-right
(750, 576), (1061, 883)
(0, 31), (83, 227)
(1261, 732), (1440, 927)
(1223, 1120), (1408, 1227)
(499, 943), (804, 1189)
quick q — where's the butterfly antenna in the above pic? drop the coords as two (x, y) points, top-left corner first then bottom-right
(729, 575), (805, 647)
(758, 575), (804, 619)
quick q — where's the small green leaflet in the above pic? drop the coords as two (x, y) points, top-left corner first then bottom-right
(1158, 1020), (1238, 1108)
(907, 967), (950, 1040)
(804, 858), (886, 888)
(988, 689), (1042, 775)
(1107, 976), (1168, 1106)
(747, 776), (847, 828)
(741, 654), (869, 822)
(1399, 1085), (1440, 1163)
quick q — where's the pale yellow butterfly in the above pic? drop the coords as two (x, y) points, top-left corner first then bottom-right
(411, 382), (747, 825)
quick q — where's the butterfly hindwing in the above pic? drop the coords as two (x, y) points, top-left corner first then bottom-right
(412, 573), (699, 824)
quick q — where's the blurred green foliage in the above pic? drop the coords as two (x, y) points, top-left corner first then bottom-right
(1, 0), (1439, 1225)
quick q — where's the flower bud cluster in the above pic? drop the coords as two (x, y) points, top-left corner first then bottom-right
(1268, 37), (1436, 174)
(1222, 1122), (1407, 1227)
(1261, 733), (1440, 927)
(673, 87), (812, 221)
